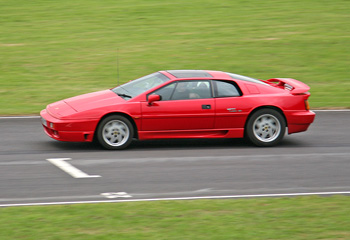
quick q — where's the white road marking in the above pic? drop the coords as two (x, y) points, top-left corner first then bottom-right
(101, 192), (132, 199)
(0, 116), (41, 119)
(0, 152), (350, 166)
(47, 158), (101, 178)
(0, 152), (347, 167)
(68, 152), (350, 165)
(1, 191), (349, 207)
(313, 109), (350, 112)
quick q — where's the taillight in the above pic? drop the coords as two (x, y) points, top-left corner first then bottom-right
(305, 100), (310, 110)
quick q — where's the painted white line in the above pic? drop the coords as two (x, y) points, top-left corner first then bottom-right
(1, 152), (348, 167)
(1, 191), (349, 207)
(0, 116), (40, 119)
(101, 192), (132, 199)
(313, 109), (350, 112)
(47, 158), (101, 179)
(68, 152), (350, 165)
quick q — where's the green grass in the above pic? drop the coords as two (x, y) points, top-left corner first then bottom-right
(1, 196), (349, 240)
(0, 0), (349, 114)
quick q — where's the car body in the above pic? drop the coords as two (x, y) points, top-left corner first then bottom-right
(40, 70), (315, 149)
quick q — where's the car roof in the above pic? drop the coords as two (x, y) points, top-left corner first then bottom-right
(166, 70), (214, 78)
(162, 70), (267, 86)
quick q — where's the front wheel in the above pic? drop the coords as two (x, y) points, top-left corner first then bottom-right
(96, 115), (134, 150)
(246, 109), (286, 147)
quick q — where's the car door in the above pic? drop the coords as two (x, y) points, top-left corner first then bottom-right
(141, 80), (215, 131)
(213, 80), (248, 129)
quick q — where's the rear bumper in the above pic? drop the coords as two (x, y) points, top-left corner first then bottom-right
(40, 109), (98, 142)
(285, 110), (316, 134)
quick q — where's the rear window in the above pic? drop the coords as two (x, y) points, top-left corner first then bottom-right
(214, 81), (241, 97)
(226, 72), (268, 85)
(167, 70), (213, 78)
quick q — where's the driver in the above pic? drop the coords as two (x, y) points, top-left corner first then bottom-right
(173, 82), (200, 99)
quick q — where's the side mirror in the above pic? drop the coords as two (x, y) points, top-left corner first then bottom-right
(148, 94), (161, 105)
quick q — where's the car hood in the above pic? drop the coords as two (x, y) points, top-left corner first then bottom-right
(65, 90), (124, 112)
(47, 90), (124, 118)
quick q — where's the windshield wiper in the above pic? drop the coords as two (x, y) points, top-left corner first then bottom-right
(116, 93), (132, 99)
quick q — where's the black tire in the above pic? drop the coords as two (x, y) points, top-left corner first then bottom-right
(246, 109), (286, 147)
(96, 115), (134, 150)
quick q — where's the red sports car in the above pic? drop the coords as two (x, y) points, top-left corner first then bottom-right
(40, 70), (315, 149)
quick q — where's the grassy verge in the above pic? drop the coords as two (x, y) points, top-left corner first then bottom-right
(0, 196), (349, 239)
(0, 0), (349, 115)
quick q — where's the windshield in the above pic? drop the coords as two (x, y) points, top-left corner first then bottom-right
(112, 72), (170, 99)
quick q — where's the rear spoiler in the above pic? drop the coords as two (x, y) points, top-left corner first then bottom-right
(264, 78), (310, 94)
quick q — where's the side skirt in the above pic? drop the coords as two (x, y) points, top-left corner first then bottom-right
(138, 128), (244, 140)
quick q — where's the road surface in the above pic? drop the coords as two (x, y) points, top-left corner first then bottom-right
(0, 111), (349, 206)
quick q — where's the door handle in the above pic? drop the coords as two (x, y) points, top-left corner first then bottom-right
(202, 104), (211, 109)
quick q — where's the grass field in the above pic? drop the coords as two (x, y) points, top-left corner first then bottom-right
(1, 0), (349, 115)
(1, 196), (350, 240)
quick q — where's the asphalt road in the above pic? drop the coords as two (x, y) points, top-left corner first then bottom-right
(0, 111), (349, 206)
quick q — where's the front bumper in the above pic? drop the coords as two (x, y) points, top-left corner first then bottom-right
(285, 110), (316, 134)
(40, 109), (98, 142)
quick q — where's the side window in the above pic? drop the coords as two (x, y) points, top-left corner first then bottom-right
(215, 81), (241, 97)
(151, 82), (176, 101)
(171, 80), (212, 100)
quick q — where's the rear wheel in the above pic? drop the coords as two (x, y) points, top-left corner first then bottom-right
(246, 109), (286, 147)
(96, 115), (134, 150)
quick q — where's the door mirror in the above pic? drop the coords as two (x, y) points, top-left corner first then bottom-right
(148, 94), (161, 105)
